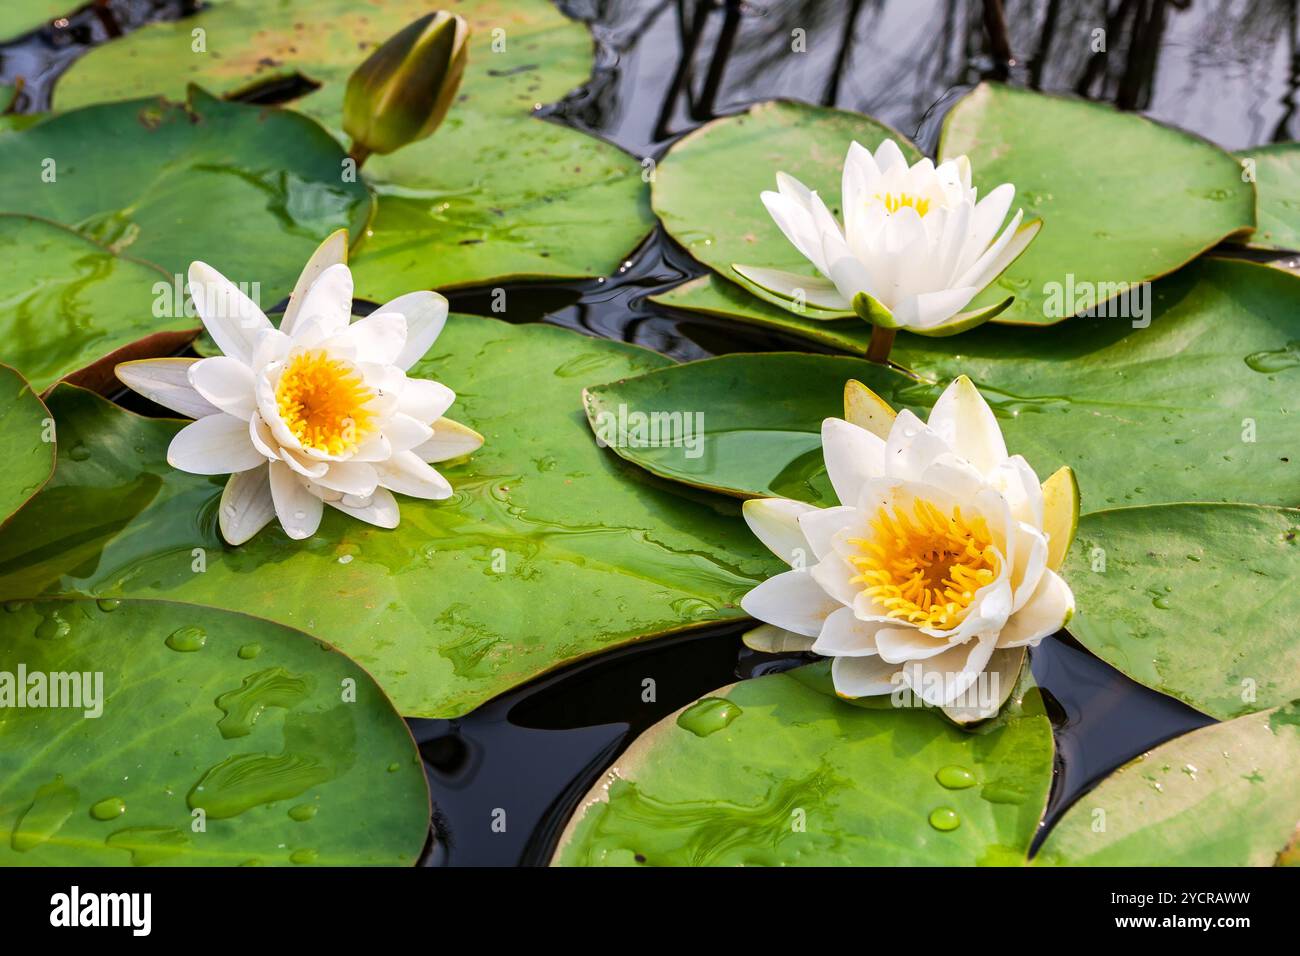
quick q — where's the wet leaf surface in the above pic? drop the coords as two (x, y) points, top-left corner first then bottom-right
(1035, 702), (1300, 866)
(0, 315), (779, 718)
(553, 664), (1054, 866)
(0, 362), (54, 524)
(0, 598), (428, 865)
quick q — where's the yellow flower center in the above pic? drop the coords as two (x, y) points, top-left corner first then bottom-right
(874, 192), (932, 216)
(847, 499), (1000, 631)
(274, 350), (375, 456)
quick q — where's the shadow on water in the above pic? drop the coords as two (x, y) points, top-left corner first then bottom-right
(0, 0), (1273, 864)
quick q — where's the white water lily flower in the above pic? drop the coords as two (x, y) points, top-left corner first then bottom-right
(733, 139), (1041, 337)
(740, 376), (1076, 717)
(115, 230), (483, 545)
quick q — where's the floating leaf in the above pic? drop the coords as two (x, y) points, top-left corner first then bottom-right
(1065, 504), (1300, 720)
(1234, 142), (1300, 251)
(652, 100), (919, 301)
(594, 259), (1300, 512)
(0, 598), (428, 865)
(0, 363), (54, 524)
(1035, 703), (1300, 866)
(939, 83), (1254, 325)
(552, 665), (1054, 866)
(0, 87), (370, 307)
(0, 214), (193, 392)
(0, 1), (70, 39)
(651, 273), (872, 354)
(52, 0), (652, 298)
(0, 315), (778, 718)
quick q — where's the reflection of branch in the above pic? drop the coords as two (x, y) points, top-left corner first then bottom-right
(1028, 0), (1060, 89)
(653, 0), (712, 140)
(1076, 0), (1135, 97)
(1114, 0), (1170, 110)
(696, 0), (742, 119)
(982, 0), (1013, 79)
(1273, 0), (1300, 141)
(823, 0), (865, 105)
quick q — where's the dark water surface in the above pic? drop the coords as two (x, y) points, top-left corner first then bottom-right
(4, 0), (1274, 865)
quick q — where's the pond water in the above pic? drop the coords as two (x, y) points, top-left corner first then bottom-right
(5, 0), (1280, 865)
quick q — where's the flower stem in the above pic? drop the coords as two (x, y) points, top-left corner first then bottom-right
(866, 326), (897, 364)
(348, 142), (372, 170)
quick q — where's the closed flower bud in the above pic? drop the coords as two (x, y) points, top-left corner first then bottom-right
(343, 11), (470, 161)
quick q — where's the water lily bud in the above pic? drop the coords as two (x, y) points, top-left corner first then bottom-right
(344, 11), (469, 161)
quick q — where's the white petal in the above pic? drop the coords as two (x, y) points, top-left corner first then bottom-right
(809, 553), (861, 608)
(383, 413), (435, 454)
(314, 461), (379, 498)
(811, 606), (884, 657)
(821, 417), (885, 507)
(327, 487), (400, 529)
(894, 286), (979, 330)
(761, 187), (828, 274)
(875, 626), (963, 664)
(268, 461), (324, 540)
(742, 497), (815, 566)
(248, 413), (280, 460)
(832, 655), (902, 698)
(740, 568), (842, 637)
(997, 569), (1073, 648)
(796, 504), (859, 561)
(115, 358), (220, 419)
(375, 451), (454, 500)
(925, 376), (1007, 475)
(167, 414), (263, 475)
(883, 409), (953, 480)
(412, 418), (484, 463)
(872, 138), (908, 174)
(218, 465), (275, 546)
(281, 229), (348, 337)
(336, 311), (407, 365)
(954, 207), (1022, 292)
(251, 328), (291, 371)
(1010, 522), (1049, 612)
(901, 635), (997, 707)
(397, 378), (456, 424)
(743, 624), (816, 654)
(188, 356), (256, 420)
(290, 263), (353, 341)
(385, 292), (450, 370)
(956, 183), (1014, 277)
(943, 645), (1025, 724)
(187, 261), (271, 365)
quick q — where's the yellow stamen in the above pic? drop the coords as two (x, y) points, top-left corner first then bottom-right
(274, 350), (375, 456)
(847, 498), (999, 630)
(874, 192), (931, 216)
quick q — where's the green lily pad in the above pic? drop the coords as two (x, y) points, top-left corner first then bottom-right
(652, 100), (920, 297)
(0, 1), (71, 39)
(0, 598), (428, 866)
(0, 363), (54, 525)
(0, 214), (194, 393)
(0, 87), (371, 304)
(938, 83), (1254, 325)
(1065, 503), (1300, 720)
(1035, 702), (1300, 866)
(593, 259), (1300, 512)
(651, 273), (872, 354)
(0, 315), (778, 718)
(52, 0), (653, 298)
(1234, 142), (1300, 251)
(552, 665), (1054, 866)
